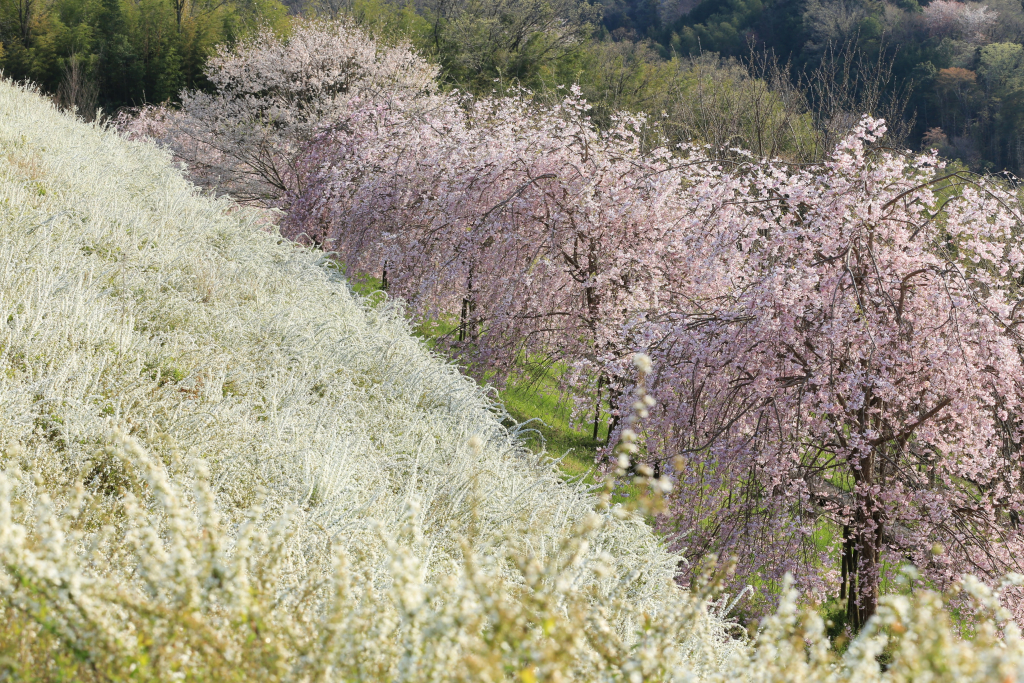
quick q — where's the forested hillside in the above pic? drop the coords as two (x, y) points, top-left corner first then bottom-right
(645, 0), (1024, 173)
(8, 0), (1024, 172)
(0, 0), (288, 112)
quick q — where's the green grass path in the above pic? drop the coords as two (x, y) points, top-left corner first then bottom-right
(346, 272), (609, 484)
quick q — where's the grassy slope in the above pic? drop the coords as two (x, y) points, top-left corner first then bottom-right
(0, 81), (681, 612)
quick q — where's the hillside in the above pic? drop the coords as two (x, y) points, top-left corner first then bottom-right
(6, 73), (1024, 682)
(0, 81), (744, 679)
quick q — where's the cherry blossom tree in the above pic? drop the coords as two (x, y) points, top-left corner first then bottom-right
(923, 0), (998, 43)
(630, 119), (1024, 624)
(122, 20), (438, 206)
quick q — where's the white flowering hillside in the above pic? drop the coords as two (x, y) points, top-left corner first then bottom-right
(2, 81), (1024, 682)
(0, 81), (741, 678)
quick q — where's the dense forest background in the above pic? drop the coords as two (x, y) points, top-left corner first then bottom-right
(4, 0), (1024, 172)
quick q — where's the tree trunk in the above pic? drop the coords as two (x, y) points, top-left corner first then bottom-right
(18, 0), (33, 48)
(458, 265), (475, 342)
(846, 541), (860, 630)
(584, 238), (605, 439)
(592, 374), (604, 440)
(840, 524), (851, 601)
(459, 298), (469, 342)
(850, 487), (881, 627)
(606, 386), (621, 444)
(845, 435), (882, 629)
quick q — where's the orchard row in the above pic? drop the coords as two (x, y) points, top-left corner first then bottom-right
(129, 20), (1024, 624)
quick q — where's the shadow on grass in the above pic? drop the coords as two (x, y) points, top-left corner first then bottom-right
(344, 271), (613, 485)
(500, 378), (606, 486)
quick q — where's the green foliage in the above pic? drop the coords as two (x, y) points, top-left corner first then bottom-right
(424, 0), (601, 91)
(667, 0), (763, 57)
(0, 0), (289, 113)
(343, 0), (430, 43)
(559, 41), (820, 160)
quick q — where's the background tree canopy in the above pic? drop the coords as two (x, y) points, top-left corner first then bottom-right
(0, 0), (288, 114)
(647, 0), (1024, 172)
(6, 0), (1024, 174)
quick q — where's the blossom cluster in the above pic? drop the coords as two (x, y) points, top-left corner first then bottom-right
(922, 0), (998, 43)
